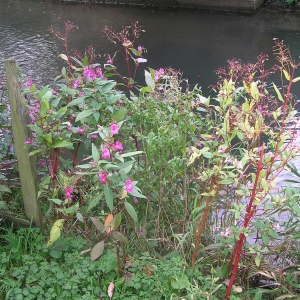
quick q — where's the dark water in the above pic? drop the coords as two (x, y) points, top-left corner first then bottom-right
(1, 0), (300, 95)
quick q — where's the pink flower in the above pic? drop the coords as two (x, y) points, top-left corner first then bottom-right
(65, 187), (74, 199)
(96, 67), (103, 78)
(133, 197), (139, 204)
(159, 68), (165, 75)
(110, 123), (119, 135)
(154, 72), (160, 81)
(220, 228), (232, 238)
(225, 157), (233, 164)
(218, 147), (226, 153)
(77, 128), (84, 134)
(125, 179), (134, 193)
(236, 161), (243, 169)
(98, 173), (108, 185)
(102, 148), (111, 159)
(115, 141), (123, 151)
(52, 90), (57, 95)
(137, 45), (143, 51)
(24, 138), (32, 145)
(27, 79), (33, 87)
(90, 134), (98, 140)
(67, 125), (72, 131)
(73, 79), (81, 88)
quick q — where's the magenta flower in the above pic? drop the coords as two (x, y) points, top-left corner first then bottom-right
(96, 67), (103, 78)
(159, 68), (165, 75)
(77, 128), (84, 134)
(154, 72), (160, 81)
(24, 138), (32, 145)
(133, 197), (139, 204)
(52, 90), (57, 95)
(125, 179), (134, 193)
(67, 125), (72, 131)
(91, 134), (98, 140)
(27, 79), (33, 87)
(115, 141), (123, 151)
(236, 161), (243, 169)
(218, 147), (226, 153)
(102, 148), (111, 159)
(73, 79), (81, 88)
(137, 45), (143, 51)
(110, 123), (119, 135)
(98, 173), (108, 185)
(65, 187), (74, 199)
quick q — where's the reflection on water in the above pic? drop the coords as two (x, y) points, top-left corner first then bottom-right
(1, 0), (300, 93)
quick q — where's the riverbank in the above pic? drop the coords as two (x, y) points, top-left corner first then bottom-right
(53, 0), (300, 12)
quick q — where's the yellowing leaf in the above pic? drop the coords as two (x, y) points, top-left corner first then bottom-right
(120, 189), (127, 199)
(292, 76), (300, 83)
(47, 219), (64, 247)
(283, 69), (290, 81)
(104, 214), (114, 233)
(58, 54), (68, 61)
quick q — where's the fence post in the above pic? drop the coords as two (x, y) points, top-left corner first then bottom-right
(5, 58), (43, 228)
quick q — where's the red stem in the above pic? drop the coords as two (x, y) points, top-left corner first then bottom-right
(225, 144), (264, 299)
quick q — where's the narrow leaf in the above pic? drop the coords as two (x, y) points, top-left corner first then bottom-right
(104, 185), (114, 211)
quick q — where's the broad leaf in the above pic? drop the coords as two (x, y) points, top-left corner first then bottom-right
(104, 185), (114, 211)
(124, 201), (137, 222)
(91, 240), (105, 261)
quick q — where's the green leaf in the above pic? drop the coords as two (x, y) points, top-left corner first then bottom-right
(27, 124), (43, 135)
(268, 229), (280, 239)
(219, 179), (234, 185)
(129, 187), (147, 199)
(87, 194), (102, 212)
(92, 143), (100, 163)
(112, 231), (129, 244)
(112, 213), (122, 230)
(261, 233), (270, 245)
(43, 132), (53, 144)
(140, 86), (153, 93)
(29, 149), (43, 157)
(255, 255), (260, 267)
(202, 152), (214, 158)
(50, 140), (73, 149)
(67, 96), (86, 107)
(90, 217), (104, 232)
(112, 108), (127, 121)
(75, 109), (94, 122)
(145, 70), (155, 90)
(124, 201), (137, 222)
(104, 185), (114, 211)
(91, 240), (105, 261)
(101, 81), (115, 92)
(119, 151), (143, 158)
(0, 184), (11, 193)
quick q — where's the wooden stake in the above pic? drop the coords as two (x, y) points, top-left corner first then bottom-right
(5, 58), (43, 228)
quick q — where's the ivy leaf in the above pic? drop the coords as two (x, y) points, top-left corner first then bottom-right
(91, 240), (105, 261)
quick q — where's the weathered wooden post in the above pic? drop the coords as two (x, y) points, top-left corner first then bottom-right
(5, 58), (43, 228)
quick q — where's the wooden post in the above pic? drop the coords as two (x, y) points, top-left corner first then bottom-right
(5, 58), (43, 228)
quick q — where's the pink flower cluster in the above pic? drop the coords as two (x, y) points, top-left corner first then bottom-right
(65, 187), (73, 199)
(125, 179), (134, 192)
(83, 66), (104, 81)
(154, 68), (165, 81)
(98, 173), (108, 185)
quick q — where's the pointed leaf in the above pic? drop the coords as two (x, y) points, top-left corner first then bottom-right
(75, 109), (94, 122)
(145, 70), (155, 90)
(273, 82), (283, 102)
(47, 219), (64, 247)
(124, 201), (137, 222)
(112, 231), (129, 244)
(92, 143), (100, 163)
(91, 240), (105, 261)
(104, 185), (114, 211)
(90, 217), (104, 232)
(104, 214), (114, 233)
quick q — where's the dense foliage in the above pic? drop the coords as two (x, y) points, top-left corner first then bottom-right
(1, 21), (300, 299)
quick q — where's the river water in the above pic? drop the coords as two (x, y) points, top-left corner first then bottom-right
(1, 0), (300, 94)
